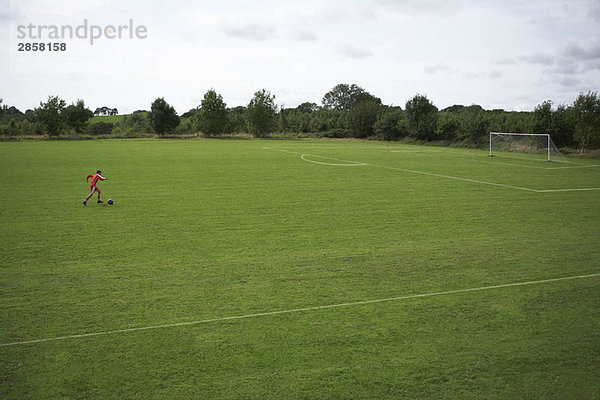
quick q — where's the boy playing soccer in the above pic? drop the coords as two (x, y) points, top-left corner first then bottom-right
(83, 170), (107, 205)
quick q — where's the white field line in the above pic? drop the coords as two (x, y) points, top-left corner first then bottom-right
(267, 146), (599, 169)
(389, 150), (441, 153)
(300, 154), (367, 166)
(413, 151), (554, 170)
(474, 157), (598, 170)
(263, 146), (398, 150)
(267, 147), (538, 192)
(2, 273), (598, 347)
(546, 165), (600, 170)
(367, 163), (539, 192)
(393, 150), (600, 170)
(489, 151), (571, 164)
(535, 187), (600, 192)
(265, 147), (600, 193)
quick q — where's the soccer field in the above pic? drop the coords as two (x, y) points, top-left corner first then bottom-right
(1, 139), (599, 399)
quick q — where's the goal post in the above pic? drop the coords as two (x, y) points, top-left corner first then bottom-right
(489, 132), (566, 162)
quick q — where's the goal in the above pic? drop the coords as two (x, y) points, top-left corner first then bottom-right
(489, 132), (567, 162)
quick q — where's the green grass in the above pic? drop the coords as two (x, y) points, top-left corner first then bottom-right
(1, 139), (599, 399)
(89, 114), (128, 124)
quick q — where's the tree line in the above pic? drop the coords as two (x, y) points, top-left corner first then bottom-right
(1, 84), (599, 152)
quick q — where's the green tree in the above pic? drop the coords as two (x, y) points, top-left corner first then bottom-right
(195, 89), (228, 136)
(64, 99), (93, 133)
(405, 94), (438, 140)
(8, 119), (18, 136)
(279, 106), (289, 132)
(533, 100), (553, 134)
(459, 112), (490, 144)
(571, 91), (600, 153)
(436, 112), (461, 140)
(228, 106), (247, 133)
(374, 107), (405, 140)
(287, 110), (311, 132)
(322, 83), (381, 111)
(499, 111), (534, 133)
(296, 102), (318, 113)
(308, 110), (330, 132)
(20, 119), (33, 135)
(247, 89), (277, 138)
(148, 97), (180, 135)
(549, 104), (575, 147)
(348, 100), (382, 138)
(36, 95), (67, 136)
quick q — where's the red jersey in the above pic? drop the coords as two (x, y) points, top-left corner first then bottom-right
(86, 173), (106, 187)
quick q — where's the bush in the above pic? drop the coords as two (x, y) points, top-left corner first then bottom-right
(322, 128), (353, 138)
(176, 117), (195, 135)
(120, 112), (152, 133)
(88, 122), (114, 135)
(349, 100), (382, 138)
(436, 112), (460, 140)
(405, 94), (438, 140)
(374, 108), (404, 140)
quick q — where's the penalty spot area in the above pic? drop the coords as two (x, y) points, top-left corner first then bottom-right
(300, 154), (367, 166)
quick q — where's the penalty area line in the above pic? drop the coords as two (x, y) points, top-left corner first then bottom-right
(300, 154), (367, 166)
(263, 147), (600, 193)
(1, 273), (599, 347)
(266, 147), (538, 192)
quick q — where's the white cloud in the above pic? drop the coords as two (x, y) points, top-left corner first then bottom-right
(581, 60), (600, 71)
(589, 3), (600, 22)
(494, 58), (517, 65)
(376, 0), (464, 16)
(549, 62), (579, 75)
(337, 44), (373, 59)
(564, 42), (600, 60)
(293, 30), (318, 42)
(520, 53), (555, 65)
(557, 76), (582, 87)
(222, 23), (276, 41)
(319, 3), (377, 23)
(462, 72), (481, 79)
(424, 64), (450, 74)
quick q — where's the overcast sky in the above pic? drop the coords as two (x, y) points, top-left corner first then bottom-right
(1, 0), (599, 113)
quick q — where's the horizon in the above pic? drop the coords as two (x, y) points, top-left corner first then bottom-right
(4, 93), (575, 116)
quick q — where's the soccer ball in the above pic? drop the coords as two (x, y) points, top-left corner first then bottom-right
(107, 199), (113, 205)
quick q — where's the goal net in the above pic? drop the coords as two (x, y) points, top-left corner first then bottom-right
(489, 132), (568, 162)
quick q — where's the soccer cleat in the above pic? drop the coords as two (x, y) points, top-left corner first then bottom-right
(97, 200), (103, 204)
(83, 201), (87, 206)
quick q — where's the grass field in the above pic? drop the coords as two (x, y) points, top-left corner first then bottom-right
(1, 139), (599, 399)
